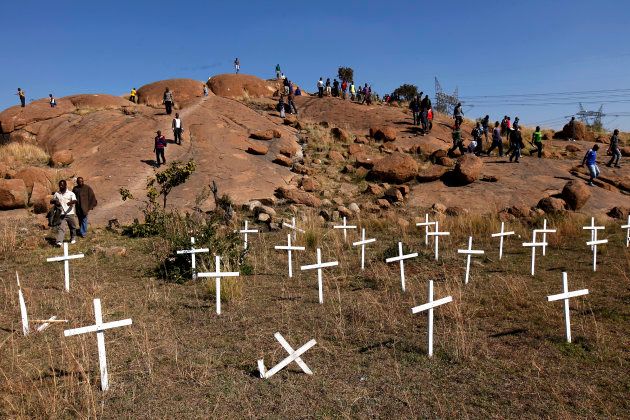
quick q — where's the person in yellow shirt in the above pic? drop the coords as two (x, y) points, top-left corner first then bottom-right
(129, 87), (137, 103)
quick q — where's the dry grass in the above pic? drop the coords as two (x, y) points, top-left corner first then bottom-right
(0, 142), (49, 167)
(0, 212), (629, 418)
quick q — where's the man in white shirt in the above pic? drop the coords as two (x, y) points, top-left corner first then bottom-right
(50, 180), (78, 246)
(172, 113), (183, 145)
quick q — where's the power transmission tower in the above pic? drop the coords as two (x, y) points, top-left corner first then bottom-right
(576, 103), (604, 129)
(434, 77), (459, 115)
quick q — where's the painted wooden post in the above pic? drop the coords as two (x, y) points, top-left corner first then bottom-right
(546, 272), (589, 343)
(622, 215), (630, 248)
(16, 272), (29, 336)
(491, 222), (515, 260)
(426, 221), (450, 261)
(415, 214), (436, 247)
(534, 219), (556, 257)
(46, 242), (84, 292)
(352, 228), (376, 270)
(176, 237), (210, 280)
(257, 333), (317, 379)
(411, 280), (453, 356)
(300, 248), (338, 304)
(385, 242), (418, 292)
(457, 236), (485, 284)
(274, 234), (305, 278)
(333, 216), (357, 243)
(197, 255), (240, 315)
(239, 220), (258, 250)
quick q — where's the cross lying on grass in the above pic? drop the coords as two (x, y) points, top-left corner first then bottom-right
(300, 248), (339, 304)
(257, 332), (317, 379)
(197, 255), (240, 315)
(16, 272), (67, 336)
(385, 242), (418, 293)
(352, 228), (376, 270)
(333, 216), (356, 243)
(46, 242), (84, 292)
(274, 234), (305, 278)
(411, 280), (453, 357)
(283, 217), (305, 241)
(64, 298), (133, 391)
(176, 237), (209, 280)
(546, 272), (589, 343)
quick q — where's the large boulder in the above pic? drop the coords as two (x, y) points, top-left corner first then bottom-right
(276, 187), (322, 207)
(50, 150), (74, 167)
(137, 79), (205, 108)
(207, 74), (276, 99)
(452, 154), (483, 184)
(0, 179), (28, 209)
(537, 197), (567, 213)
(417, 165), (448, 182)
(369, 152), (418, 183)
(369, 126), (397, 142)
(554, 120), (594, 142)
(14, 167), (55, 193)
(246, 142), (269, 155)
(30, 182), (51, 213)
(561, 180), (591, 210)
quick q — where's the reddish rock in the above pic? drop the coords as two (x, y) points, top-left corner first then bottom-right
(328, 150), (345, 162)
(247, 142), (269, 155)
(0, 178), (28, 209)
(273, 154), (292, 167)
(301, 177), (320, 192)
(370, 126), (397, 141)
(537, 197), (567, 213)
(364, 183), (384, 196)
(452, 154), (483, 184)
(607, 206), (629, 220)
(274, 136), (301, 158)
(561, 180), (591, 210)
(293, 163), (312, 175)
(565, 144), (581, 153)
(250, 130), (275, 140)
(384, 187), (404, 203)
(137, 79), (204, 108)
(330, 127), (351, 142)
(555, 120), (594, 141)
(445, 206), (468, 216)
(207, 74), (275, 98)
(435, 156), (455, 166)
(376, 198), (391, 208)
(355, 167), (369, 178)
(30, 182), (51, 213)
(417, 165), (448, 183)
(337, 206), (353, 218)
(276, 187), (322, 207)
(621, 146), (630, 157)
(50, 150), (74, 167)
(14, 167), (54, 193)
(347, 143), (364, 156)
(354, 152), (380, 169)
(370, 152), (418, 183)
(283, 115), (299, 127)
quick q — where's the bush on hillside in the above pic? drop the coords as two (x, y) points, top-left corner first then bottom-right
(392, 84), (419, 101)
(338, 67), (354, 83)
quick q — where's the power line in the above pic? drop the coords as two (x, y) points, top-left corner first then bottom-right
(460, 87), (630, 99)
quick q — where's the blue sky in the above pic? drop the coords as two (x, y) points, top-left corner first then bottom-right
(2, 0), (629, 130)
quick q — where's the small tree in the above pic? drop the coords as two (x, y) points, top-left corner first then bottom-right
(152, 159), (197, 209)
(392, 84), (419, 101)
(338, 67), (354, 83)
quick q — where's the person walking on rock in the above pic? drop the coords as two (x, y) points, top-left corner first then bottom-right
(508, 127), (524, 163)
(130, 87), (137, 103)
(172, 113), (183, 145)
(49, 94), (57, 108)
(453, 102), (463, 126)
(481, 115), (490, 142)
(529, 126), (543, 158)
(350, 81), (356, 101)
(203, 85), (208, 97)
(275, 64), (281, 79)
(420, 94), (431, 133)
(50, 180), (78, 246)
(448, 124), (466, 156)
(288, 92), (298, 115)
(234, 58), (240, 74)
(277, 95), (286, 118)
(582, 144), (600, 186)
(607, 129), (622, 168)
(471, 121), (484, 155)
(409, 96), (420, 126)
(163, 88), (174, 115)
(17, 88), (26, 107)
(325, 78), (331, 96)
(486, 121), (504, 156)
(72, 177), (97, 238)
(154, 130), (167, 167)
(317, 77), (324, 98)
(341, 80), (348, 99)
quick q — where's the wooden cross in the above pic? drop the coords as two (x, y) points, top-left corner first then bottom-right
(197, 255), (240, 315)
(283, 217), (305, 240)
(522, 233), (548, 276)
(16, 272), (67, 336)
(415, 213), (436, 247)
(426, 221), (450, 261)
(491, 222), (515, 260)
(622, 215), (630, 248)
(586, 225), (607, 272)
(300, 248), (339, 304)
(176, 237), (209, 280)
(352, 228), (376, 270)
(583, 217), (605, 251)
(46, 242), (84, 292)
(239, 220), (258, 250)
(257, 332), (317, 379)
(546, 272), (589, 343)
(63, 298), (133, 391)
(411, 280), (453, 357)
(333, 216), (357, 243)
(534, 219), (556, 256)
(385, 242), (418, 292)
(274, 234), (305, 278)
(457, 236), (485, 284)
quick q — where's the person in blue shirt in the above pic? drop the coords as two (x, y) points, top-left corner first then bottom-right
(581, 144), (600, 186)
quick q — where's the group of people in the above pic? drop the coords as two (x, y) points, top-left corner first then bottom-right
(316, 78), (373, 104)
(16, 88), (57, 108)
(409, 93), (433, 134)
(49, 178), (98, 246)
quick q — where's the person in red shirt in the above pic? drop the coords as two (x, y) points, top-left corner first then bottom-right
(154, 130), (167, 167)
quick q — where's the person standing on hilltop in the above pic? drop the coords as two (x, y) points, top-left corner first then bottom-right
(50, 180), (78, 246)
(606, 129), (622, 168)
(154, 130), (167, 167)
(481, 115), (490, 142)
(72, 177), (97, 238)
(325, 78), (331, 96)
(332, 79), (340, 97)
(581, 144), (600, 186)
(49, 94), (57, 108)
(130, 87), (137, 103)
(275, 64), (281, 79)
(341, 79), (348, 99)
(486, 121), (504, 156)
(317, 77), (324, 98)
(508, 127), (524, 163)
(172, 113), (183, 145)
(529, 126), (544, 158)
(17, 88), (26, 107)
(513, 117), (520, 131)
(350, 81), (356, 101)
(203, 84), (208, 97)
(163, 88), (174, 115)
(234, 58), (240, 74)
(567, 116), (576, 141)
(283, 77), (290, 95)
(453, 102), (463, 126)
(409, 96), (420, 126)
(421, 94), (431, 133)
(277, 95), (286, 118)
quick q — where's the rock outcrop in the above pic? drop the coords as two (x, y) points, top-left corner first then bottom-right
(369, 152), (418, 183)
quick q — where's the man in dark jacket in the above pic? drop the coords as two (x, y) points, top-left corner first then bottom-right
(509, 128), (525, 163)
(409, 96), (420, 126)
(163, 88), (174, 115)
(607, 129), (621, 168)
(72, 177), (98, 238)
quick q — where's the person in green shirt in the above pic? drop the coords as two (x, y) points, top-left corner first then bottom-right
(448, 124), (465, 156)
(529, 126), (543, 158)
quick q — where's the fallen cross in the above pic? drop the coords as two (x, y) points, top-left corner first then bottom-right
(197, 255), (240, 315)
(333, 216), (357, 243)
(411, 280), (453, 357)
(546, 272), (589, 343)
(300, 248), (339, 304)
(257, 332), (317, 379)
(64, 298), (133, 391)
(176, 237), (209, 280)
(352, 228), (376, 270)
(46, 242), (84, 292)
(385, 242), (418, 292)
(457, 237), (485, 285)
(426, 221), (450, 261)
(16, 272), (67, 336)
(491, 221), (515, 260)
(534, 219), (556, 257)
(239, 220), (258, 250)
(522, 232), (547, 276)
(274, 234), (305, 278)
(415, 214), (436, 247)
(283, 217), (305, 240)
(622, 215), (630, 248)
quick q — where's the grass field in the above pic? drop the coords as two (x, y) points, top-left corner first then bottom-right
(0, 211), (629, 418)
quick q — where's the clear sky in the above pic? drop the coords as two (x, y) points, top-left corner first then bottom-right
(2, 0), (629, 130)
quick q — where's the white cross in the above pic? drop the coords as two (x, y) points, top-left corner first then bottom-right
(622, 215), (630, 248)
(426, 221), (450, 261)
(283, 217), (305, 240)
(333, 216), (357, 243)
(197, 255), (240, 315)
(415, 214), (436, 246)
(274, 234), (305, 278)
(352, 228), (376, 270)
(411, 280), (453, 357)
(46, 242), (84, 292)
(534, 219), (556, 256)
(64, 298), (133, 391)
(457, 237), (485, 285)
(257, 332), (317, 379)
(546, 272), (589, 343)
(300, 248), (339, 304)
(16, 272), (66, 336)
(522, 232), (548, 276)
(586, 227), (607, 272)
(239, 220), (258, 250)
(582, 217), (604, 251)
(176, 237), (209, 280)
(385, 242), (418, 292)
(491, 222), (515, 260)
